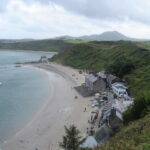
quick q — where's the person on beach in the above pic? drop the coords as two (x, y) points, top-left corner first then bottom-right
(87, 128), (89, 134)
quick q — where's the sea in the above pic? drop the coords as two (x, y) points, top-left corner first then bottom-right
(0, 50), (53, 144)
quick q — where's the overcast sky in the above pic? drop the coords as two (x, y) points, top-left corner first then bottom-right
(0, 0), (150, 39)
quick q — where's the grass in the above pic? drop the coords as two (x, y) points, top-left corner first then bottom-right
(93, 114), (150, 150)
(51, 41), (150, 150)
(65, 40), (89, 44)
(136, 41), (150, 50)
(51, 41), (150, 94)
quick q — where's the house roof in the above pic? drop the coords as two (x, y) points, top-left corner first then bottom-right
(95, 124), (113, 144)
(97, 71), (106, 79)
(107, 74), (118, 83)
(86, 74), (98, 83)
(112, 82), (127, 89)
(102, 102), (114, 119)
(116, 111), (122, 120)
(80, 136), (98, 148)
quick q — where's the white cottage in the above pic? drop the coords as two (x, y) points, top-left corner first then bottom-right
(112, 82), (128, 98)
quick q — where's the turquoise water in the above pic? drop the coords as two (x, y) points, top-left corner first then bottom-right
(0, 50), (53, 143)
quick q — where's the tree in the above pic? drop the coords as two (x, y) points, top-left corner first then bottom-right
(106, 56), (135, 78)
(59, 125), (83, 150)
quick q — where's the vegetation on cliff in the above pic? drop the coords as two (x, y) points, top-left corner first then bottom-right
(51, 41), (150, 94)
(90, 114), (150, 150)
(52, 41), (150, 150)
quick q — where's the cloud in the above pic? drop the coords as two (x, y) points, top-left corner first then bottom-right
(1, 0), (150, 24)
(0, 0), (109, 39)
(0, 0), (10, 11)
(45, 0), (150, 24)
(0, 0), (150, 39)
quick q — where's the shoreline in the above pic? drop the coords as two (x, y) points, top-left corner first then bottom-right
(0, 49), (58, 55)
(1, 63), (92, 150)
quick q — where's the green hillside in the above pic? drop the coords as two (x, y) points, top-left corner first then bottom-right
(51, 41), (150, 94)
(0, 39), (74, 52)
(85, 114), (150, 150)
(50, 41), (150, 150)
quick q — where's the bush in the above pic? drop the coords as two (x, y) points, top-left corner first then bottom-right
(123, 91), (150, 124)
(106, 56), (135, 78)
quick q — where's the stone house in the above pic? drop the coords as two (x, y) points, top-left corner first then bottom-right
(85, 71), (120, 93)
(85, 72), (107, 93)
(101, 102), (123, 129)
(39, 56), (49, 63)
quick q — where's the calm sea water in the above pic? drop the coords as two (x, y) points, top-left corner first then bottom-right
(0, 50), (53, 143)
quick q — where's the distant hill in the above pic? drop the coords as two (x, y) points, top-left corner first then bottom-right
(0, 39), (34, 43)
(79, 31), (133, 41)
(0, 39), (74, 52)
(54, 31), (146, 41)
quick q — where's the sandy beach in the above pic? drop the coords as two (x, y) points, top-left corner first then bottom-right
(1, 63), (92, 150)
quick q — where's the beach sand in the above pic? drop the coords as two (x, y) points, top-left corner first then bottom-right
(1, 63), (92, 150)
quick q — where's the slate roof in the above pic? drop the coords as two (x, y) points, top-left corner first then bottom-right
(86, 74), (98, 83)
(95, 124), (113, 144)
(80, 136), (98, 148)
(112, 82), (127, 89)
(97, 71), (107, 79)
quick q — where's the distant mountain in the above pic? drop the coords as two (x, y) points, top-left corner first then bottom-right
(53, 35), (75, 40)
(54, 31), (145, 41)
(79, 31), (133, 41)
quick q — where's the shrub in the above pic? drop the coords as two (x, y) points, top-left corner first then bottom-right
(59, 125), (83, 150)
(123, 91), (150, 124)
(106, 56), (135, 78)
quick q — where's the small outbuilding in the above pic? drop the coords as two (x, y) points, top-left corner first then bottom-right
(80, 136), (98, 149)
(112, 82), (128, 98)
(39, 56), (49, 63)
(85, 72), (107, 93)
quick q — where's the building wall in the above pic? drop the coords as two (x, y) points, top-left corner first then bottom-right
(85, 77), (94, 91)
(93, 78), (107, 92)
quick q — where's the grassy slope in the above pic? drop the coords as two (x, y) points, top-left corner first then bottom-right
(65, 40), (89, 44)
(52, 41), (150, 150)
(136, 41), (150, 50)
(0, 39), (74, 52)
(91, 114), (150, 150)
(52, 41), (150, 94)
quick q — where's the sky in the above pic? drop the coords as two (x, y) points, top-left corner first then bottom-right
(0, 0), (150, 39)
